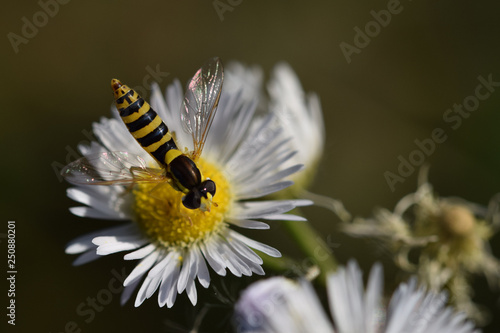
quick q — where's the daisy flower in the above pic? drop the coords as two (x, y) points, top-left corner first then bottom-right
(264, 63), (354, 223)
(342, 167), (500, 322)
(233, 260), (479, 333)
(223, 60), (326, 190)
(63, 59), (311, 308)
(266, 62), (325, 190)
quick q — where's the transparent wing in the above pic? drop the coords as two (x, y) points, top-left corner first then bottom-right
(181, 57), (224, 160)
(60, 151), (167, 186)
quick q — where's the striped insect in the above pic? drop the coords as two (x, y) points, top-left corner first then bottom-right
(61, 57), (224, 212)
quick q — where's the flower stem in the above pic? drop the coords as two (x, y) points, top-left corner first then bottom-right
(299, 190), (352, 222)
(261, 253), (299, 273)
(281, 215), (338, 285)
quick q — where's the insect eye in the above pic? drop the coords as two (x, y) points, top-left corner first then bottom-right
(200, 180), (216, 197)
(182, 190), (201, 210)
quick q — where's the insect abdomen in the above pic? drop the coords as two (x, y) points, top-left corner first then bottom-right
(111, 79), (178, 166)
(168, 154), (202, 193)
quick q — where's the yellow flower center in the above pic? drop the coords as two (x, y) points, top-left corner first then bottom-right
(132, 157), (232, 248)
(440, 205), (476, 237)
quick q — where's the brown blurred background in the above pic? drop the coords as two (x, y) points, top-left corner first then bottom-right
(2, 0), (500, 332)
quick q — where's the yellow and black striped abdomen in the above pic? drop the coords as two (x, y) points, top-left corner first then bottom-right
(111, 79), (178, 166)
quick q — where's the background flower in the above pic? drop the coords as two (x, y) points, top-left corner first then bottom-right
(234, 260), (479, 333)
(342, 168), (500, 323)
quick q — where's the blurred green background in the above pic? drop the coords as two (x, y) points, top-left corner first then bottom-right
(2, 0), (500, 332)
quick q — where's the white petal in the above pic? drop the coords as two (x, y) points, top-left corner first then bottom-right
(235, 181), (294, 200)
(166, 281), (179, 308)
(66, 235), (97, 255)
(260, 214), (307, 221)
(235, 145), (296, 186)
(226, 236), (263, 265)
(66, 224), (136, 254)
(72, 250), (101, 266)
(227, 230), (281, 258)
(234, 277), (333, 333)
(241, 164), (304, 194)
(158, 252), (181, 307)
(192, 247), (210, 288)
(385, 279), (422, 333)
(177, 250), (195, 293)
(93, 118), (155, 164)
(96, 238), (148, 255)
(121, 279), (141, 306)
(210, 240), (244, 277)
(200, 241), (227, 276)
(225, 115), (283, 177)
(220, 241), (252, 276)
(364, 263), (384, 333)
(164, 80), (192, 150)
(327, 260), (365, 333)
(148, 251), (176, 278)
(226, 218), (270, 230)
(238, 254), (265, 275)
(67, 187), (130, 220)
(78, 141), (104, 156)
(210, 94), (258, 163)
(149, 82), (169, 121)
(93, 235), (144, 246)
(231, 200), (297, 219)
(123, 250), (161, 287)
(145, 270), (163, 299)
(69, 207), (119, 220)
(185, 277), (198, 306)
(163, 261), (181, 308)
(123, 244), (157, 260)
(134, 276), (152, 307)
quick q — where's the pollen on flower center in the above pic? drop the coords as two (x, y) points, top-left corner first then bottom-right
(439, 205), (476, 237)
(132, 157), (232, 248)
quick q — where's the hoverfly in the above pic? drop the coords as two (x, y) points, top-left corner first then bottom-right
(61, 57), (223, 212)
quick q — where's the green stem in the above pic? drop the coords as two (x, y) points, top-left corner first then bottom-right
(299, 190), (352, 223)
(281, 217), (338, 285)
(261, 253), (299, 273)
